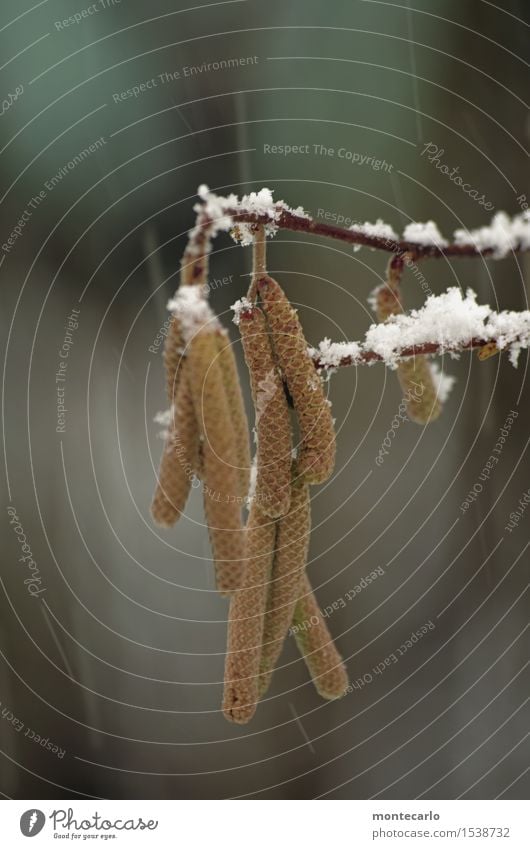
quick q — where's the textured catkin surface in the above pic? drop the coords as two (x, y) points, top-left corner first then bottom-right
(395, 356), (442, 423)
(239, 305), (292, 517)
(202, 494), (246, 595)
(151, 364), (198, 527)
(293, 574), (348, 700)
(187, 329), (245, 594)
(163, 315), (185, 403)
(259, 276), (336, 484)
(258, 473), (311, 696)
(215, 329), (251, 500)
(223, 503), (277, 723)
(376, 261), (441, 424)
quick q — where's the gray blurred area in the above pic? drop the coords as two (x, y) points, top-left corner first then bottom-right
(0, 0), (528, 799)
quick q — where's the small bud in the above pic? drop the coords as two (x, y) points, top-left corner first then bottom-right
(477, 341), (499, 361)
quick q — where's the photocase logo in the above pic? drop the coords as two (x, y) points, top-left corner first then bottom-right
(20, 809), (45, 837)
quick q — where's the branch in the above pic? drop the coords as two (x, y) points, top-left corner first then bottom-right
(180, 188), (530, 375)
(307, 288), (530, 371)
(192, 185), (530, 261)
(311, 338), (497, 369)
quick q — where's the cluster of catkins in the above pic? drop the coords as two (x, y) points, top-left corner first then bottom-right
(151, 239), (348, 724)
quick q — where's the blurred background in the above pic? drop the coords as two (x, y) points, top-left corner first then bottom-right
(0, 0), (528, 799)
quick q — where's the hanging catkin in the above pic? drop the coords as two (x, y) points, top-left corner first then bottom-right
(239, 304), (292, 517)
(292, 575), (348, 700)
(215, 329), (251, 500)
(187, 328), (245, 595)
(223, 501), (276, 723)
(259, 276), (336, 484)
(163, 315), (185, 403)
(151, 362), (199, 527)
(258, 470), (311, 697)
(376, 255), (441, 424)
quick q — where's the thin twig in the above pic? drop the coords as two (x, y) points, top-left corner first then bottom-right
(311, 338), (499, 369)
(253, 224), (267, 278)
(248, 224), (267, 302)
(225, 208), (527, 260)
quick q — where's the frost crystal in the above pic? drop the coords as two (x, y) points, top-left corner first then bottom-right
(193, 185), (310, 247)
(453, 211), (530, 259)
(231, 297), (254, 325)
(167, 284), (218, 341)
(245, 455), (258, 510)
(350, 219), (398, 242)
(311, 288), (530, 368)
(154, 406), (173, 439)
(308, 338), (362, 369)
(403, 220), (448, 248)
(429, 363), (457, 403)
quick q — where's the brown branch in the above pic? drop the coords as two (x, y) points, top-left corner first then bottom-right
(226, 208), (526, 260)
(311, 338), (498, 370)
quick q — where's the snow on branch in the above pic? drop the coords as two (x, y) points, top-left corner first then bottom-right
(190, 186), (530, 260)
(309, 289), (530, 370)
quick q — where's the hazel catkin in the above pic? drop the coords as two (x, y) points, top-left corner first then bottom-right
(151, 362), (199, 527)
(292, 575), (348, 700)
(187, 328), (245, 595)
(259, 276), (336, 484)
(258, 470), (311, 697)
(223, 501), (276, 723)
(163, 315), (185, 403)
(215, 329), (251, 500)
(239, 304), (292, 517)
(376, 256), (441, 424)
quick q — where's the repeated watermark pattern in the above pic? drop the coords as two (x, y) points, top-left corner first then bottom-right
(1, 84), (24, 117)
(112, 58), (259, 103)
(56, 309), (81, 434)
(263, 143), (393, 171)
(289, 566), (385, 637)
(375, 383), (425, 466)
(315, 208), (362, 228)
(6, 506), (46, 598)
(2, 139), (106, 254)
(504, 488), (530, 534)
(346, 620), (436, 692)
(54, 0), (121, 30)
(459, 410), (518, 514)
(1, 700), (65, 759)
(421, 142), (494, 211)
